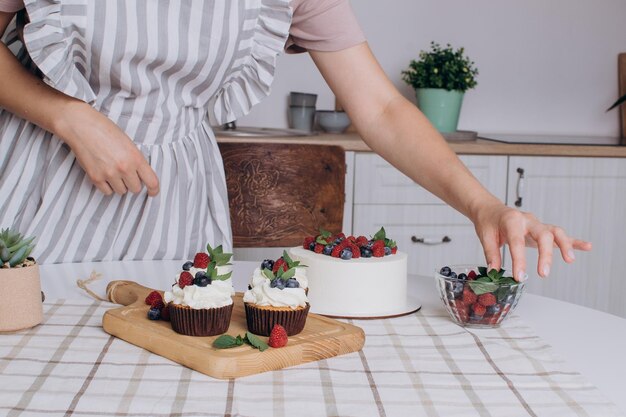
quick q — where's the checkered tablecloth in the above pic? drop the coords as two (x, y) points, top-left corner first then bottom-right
(0, 299), (622, 417)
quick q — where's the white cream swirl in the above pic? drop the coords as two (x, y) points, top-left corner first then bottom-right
(242, 267), (308, 309)
(164, 265), (235, 309)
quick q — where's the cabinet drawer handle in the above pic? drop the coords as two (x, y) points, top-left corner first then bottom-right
(515, 167), (525, 207)
(411, 236), (452, 245)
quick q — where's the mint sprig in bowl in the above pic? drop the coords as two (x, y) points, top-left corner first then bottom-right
(435, 265), (525, 328)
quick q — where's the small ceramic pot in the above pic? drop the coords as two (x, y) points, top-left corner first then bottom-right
(0, 264), (43, 332)
(415, 88), (464, 133)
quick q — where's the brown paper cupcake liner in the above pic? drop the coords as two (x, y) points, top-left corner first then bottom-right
(169, 303), (233, 336)
(244, 302), (310, 336)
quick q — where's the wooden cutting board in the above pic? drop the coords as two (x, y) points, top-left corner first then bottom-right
(102, 280), (365, 379)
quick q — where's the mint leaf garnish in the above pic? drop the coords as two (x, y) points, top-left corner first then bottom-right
(477, 266), (488, 276)
(213, 334), (244, 349)
(245, 332), (269, 352)
(215, 271), (233, 281)
(372, 227), (386, 241)
(262, 268), (275, 280)
(281, 268), (296, 280)
(468, 280), (499, 295)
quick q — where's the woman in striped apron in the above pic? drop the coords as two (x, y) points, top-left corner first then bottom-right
(0, 0), (591, 280)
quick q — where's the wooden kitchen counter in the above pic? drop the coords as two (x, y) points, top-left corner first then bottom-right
(216, 132), (626, 157)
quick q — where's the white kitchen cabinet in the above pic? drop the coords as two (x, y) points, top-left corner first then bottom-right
(353, 154), (508, 277)
(505, 156), (626, 318)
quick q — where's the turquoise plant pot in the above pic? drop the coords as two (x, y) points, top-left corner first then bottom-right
(415, 88), (464, 133)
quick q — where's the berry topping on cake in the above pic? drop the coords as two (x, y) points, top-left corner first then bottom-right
(145, 290), (163, 306)
(193, 252), (210, 269)
(260, 259), (275, 271)
(194, 272), (211, 287)
(178, 271), (194, 288)
(261, 251), (305, 291)
(302, 227), (398, 260)
(272, 258), (288, 274)
(340, 248), (353, 260)
(268, 324), (288, 348)
(177, 243), (233, 289)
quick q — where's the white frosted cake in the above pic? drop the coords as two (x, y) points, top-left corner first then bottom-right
(289, 238), (411, 317)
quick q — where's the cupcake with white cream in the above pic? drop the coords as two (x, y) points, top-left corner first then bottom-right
(165, 244), (234, 336)
(243, 251), (310, 336)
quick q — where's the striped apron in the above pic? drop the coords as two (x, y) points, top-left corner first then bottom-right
(0, 0), (292, 263)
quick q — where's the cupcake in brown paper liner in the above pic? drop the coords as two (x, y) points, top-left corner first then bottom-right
(243, 251), (309, 336)
(169, 303), (234, 336)
(164, 244), (235, 336)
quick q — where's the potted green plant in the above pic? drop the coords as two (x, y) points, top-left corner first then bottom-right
(402, 42), (478, 133)
(0, 228), (42, 332)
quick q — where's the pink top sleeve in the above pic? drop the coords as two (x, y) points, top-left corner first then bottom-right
(0, 0), (23, 12)
(287, 0), (366, 53)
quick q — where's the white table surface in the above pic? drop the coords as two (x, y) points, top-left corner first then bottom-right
(40, 259), (626, 415)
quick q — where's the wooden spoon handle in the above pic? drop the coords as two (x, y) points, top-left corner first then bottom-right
(106, 280), (157, 306)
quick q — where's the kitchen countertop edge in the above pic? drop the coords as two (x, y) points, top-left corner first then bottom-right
(216, 133), (626, 157)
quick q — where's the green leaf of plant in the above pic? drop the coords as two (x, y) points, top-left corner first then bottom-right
(245, 332), (269, 352)
(213, 335), (240, 349)
(607, 93), (626, 112)
(477, 266), (488, 276)
(468, 280), (499, 295)
(476, 276), (492, 283)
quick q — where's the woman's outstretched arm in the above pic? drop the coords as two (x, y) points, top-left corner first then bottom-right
(310, 42), (592, 282)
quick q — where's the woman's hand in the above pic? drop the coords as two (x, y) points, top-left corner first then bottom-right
(1, 11), (158, 197)
(55, 101), (160, 196)
(472, 201), (592, 282)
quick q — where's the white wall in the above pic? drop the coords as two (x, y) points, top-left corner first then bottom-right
(237, 0), (626, 137)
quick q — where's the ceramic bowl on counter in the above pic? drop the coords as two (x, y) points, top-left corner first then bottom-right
(316, 110), (351, 133)
(435, 265), (525, 328)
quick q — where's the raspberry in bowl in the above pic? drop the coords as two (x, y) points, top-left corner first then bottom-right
(435, 265), (525, 328)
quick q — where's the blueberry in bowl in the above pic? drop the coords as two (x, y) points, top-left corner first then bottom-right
(435, 265), (525, 328)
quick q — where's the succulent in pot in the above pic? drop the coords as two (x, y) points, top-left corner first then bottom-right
(0, 228), (43, 332)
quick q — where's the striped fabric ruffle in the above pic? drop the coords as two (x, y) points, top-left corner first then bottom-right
(208, 0), (292, 125)
(21, 0), (96, 104)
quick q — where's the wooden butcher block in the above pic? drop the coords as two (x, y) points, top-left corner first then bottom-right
(102, 280), (365, 379)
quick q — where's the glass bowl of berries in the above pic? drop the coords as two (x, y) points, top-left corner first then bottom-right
(435, 265), (525, 328)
